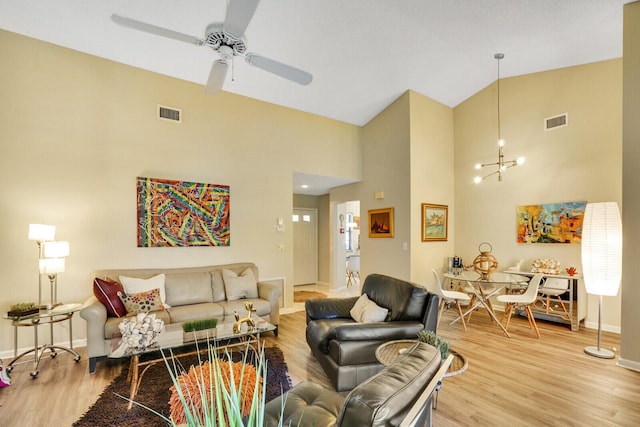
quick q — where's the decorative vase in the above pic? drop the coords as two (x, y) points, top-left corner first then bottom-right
(472, 242), (498, 280)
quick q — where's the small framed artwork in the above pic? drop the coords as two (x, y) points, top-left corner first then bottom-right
(422, 203), (448, 242)
(368, 207), (394, 238)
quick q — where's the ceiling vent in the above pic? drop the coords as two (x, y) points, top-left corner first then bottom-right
(158, 105), (181, 123)
(544, 113), (568, 131)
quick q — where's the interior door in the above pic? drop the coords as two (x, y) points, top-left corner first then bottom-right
(293, 208), (318, 286)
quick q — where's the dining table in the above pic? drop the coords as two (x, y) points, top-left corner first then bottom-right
(443, 270), (529, 337)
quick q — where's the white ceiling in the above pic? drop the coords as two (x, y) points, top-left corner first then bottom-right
(0, 0), (632, 195)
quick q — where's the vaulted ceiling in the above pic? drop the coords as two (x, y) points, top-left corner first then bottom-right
(0, 1), (632, 127)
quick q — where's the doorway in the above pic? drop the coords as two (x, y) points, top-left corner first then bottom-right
(293, 208), (318, 286)
(333, 200), (360, 289)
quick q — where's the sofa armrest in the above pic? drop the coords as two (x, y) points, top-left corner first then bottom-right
(422, 293), (440, 333)
(335, 321), (424, 341)
(305, 297), (359, 323)
(79, 296), (108, 358)
(257, 281), (281, 326)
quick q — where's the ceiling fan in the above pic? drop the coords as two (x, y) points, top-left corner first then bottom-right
(112, 0), (313, 94)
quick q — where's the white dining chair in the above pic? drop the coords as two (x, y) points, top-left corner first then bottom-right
(346, 255), (360, 287)
(429, 269), (471, 330)
(497, 273), (543, 338)
(538, 277), (571, 320)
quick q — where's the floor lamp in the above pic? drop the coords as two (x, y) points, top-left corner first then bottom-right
(28, 224), (56, 308)
(581, 202), (622, 359)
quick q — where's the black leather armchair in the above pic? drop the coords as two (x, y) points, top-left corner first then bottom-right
(305, 273), (439, 391)
(263, 341), (451, 427)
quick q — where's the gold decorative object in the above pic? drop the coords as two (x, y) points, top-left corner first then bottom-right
(473, 242), (498, 280)
(233, 302), (256, 334)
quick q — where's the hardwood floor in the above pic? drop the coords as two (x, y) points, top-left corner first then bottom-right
(1, 307), (638, 426)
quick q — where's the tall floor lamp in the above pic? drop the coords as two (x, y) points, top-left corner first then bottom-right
(581, 202), (622, 359)
(28, 224), (56, 308)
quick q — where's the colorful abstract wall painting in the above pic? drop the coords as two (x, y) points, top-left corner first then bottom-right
(137, 177), (230, 247)
(516, 201), (586, 244)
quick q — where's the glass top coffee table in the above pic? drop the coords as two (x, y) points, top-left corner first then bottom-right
(109, 314), (275, 409)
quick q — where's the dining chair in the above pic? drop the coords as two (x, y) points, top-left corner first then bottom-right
(429, 269), (471, 330)
(497, 273), (543, 338)
(538, 277), (571, 320)
(346, 255), (360, 287)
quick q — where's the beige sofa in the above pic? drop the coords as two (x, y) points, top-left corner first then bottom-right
(80, 262), (281, 373)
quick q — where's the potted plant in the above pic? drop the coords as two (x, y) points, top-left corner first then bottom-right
(417, 330), (450, 359)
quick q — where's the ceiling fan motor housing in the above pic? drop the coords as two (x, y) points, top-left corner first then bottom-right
(205, 23), (246, 55)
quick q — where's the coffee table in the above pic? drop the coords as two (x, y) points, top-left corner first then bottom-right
(109, 314), (275, 409)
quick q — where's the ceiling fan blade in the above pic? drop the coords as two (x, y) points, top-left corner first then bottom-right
(245, 53), (313, 85)
(205, 60), (229, 94)
(224, 0), (260, 39)
(111, 14), (204, 45)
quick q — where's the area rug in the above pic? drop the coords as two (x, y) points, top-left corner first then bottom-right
(294, 290), (327, 302)
(74, 346), (291, 427)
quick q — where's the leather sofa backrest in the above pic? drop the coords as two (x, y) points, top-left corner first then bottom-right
(362, 274), (429, 321)
(337, 341), (441, 426)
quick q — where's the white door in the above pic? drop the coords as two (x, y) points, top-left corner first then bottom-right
(293, 208), (318, 286)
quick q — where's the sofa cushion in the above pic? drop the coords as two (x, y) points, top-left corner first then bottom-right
(211, 270), (227, 302)
(263, 381), (343, 427)
(350, 294), (388, 323)
(93, 277), (127, 318)
(118, 288), (165, 315)
(164, 272), (213, 306)
(120, 274), (169, 308)
(218, 298), (271, 318)
(167, 302), (225, 323)
(223, 268), (259, 301)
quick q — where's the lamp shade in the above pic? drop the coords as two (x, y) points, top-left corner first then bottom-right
(39, 258), (65, 275)
(44, 241), (70, 258)
(28, 224), (56, 241)
(581, 202), (622, 296)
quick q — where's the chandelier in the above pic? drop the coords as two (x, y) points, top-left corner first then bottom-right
(474, 53), (525, 184)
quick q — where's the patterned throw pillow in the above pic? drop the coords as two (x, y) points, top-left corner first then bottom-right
(93, 277), (127, 318)
(117, 288), (165, 315)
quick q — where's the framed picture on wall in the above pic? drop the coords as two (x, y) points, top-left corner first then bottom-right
(368, 207), (394, 238)
(422, 203), (448, 241)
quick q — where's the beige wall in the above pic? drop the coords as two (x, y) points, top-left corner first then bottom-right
(621, 1), (640, 371)
(454, 59), (623, 331)
(358, 92), (412, 280)
(0, 30), (361, 354)
(409, 91), (455, 285)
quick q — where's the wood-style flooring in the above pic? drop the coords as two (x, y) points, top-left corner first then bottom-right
(1, 307), (639, 426)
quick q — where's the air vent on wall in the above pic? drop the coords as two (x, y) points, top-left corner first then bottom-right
(545, 113), (568, 131)
(158, 105), (181, 123)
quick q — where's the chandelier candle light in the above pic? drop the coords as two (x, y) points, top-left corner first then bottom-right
(474, 53), (525, 184)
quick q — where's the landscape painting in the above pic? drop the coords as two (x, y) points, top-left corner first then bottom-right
(517, 201), (586, 244)
(422, 203), (448, 241)
(137, 177), (230, 247)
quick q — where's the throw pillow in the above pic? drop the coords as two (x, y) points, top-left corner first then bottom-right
(93, 277), (127, 317)
(118, 288), (165, 315)
(119, 274), (170, 308)
(222, 268), (259, 301)
(350, 293), (389, 323)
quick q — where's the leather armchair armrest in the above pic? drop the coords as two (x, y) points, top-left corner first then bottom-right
(306, 297), (359, 323)
(335, 321), (424, 341)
